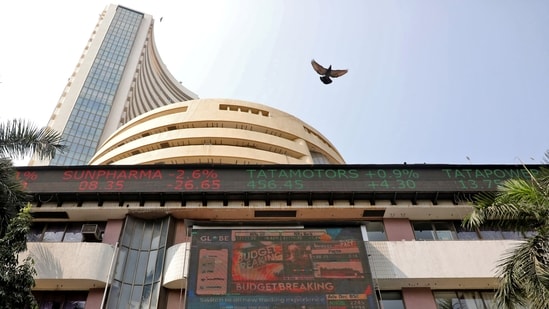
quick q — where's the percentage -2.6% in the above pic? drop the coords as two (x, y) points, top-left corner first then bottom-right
(170, 169), (220, 190)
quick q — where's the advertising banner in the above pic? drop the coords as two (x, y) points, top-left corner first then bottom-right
(186, 227), (378, 309)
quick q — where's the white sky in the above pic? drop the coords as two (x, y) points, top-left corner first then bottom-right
(1, 0), (548, 165)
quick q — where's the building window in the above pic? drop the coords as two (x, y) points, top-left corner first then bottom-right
(413, 221), (531, 241)
(106, 216), (170, 308)
(434, 290), (502, 309)
(310, 151), (330, 164)
(28, 222), (105, 243)
(413, 221), (457, 241)
(33, 291), (87, 309)
(364, 221), (387, 241)
(379, 291), (405, 309)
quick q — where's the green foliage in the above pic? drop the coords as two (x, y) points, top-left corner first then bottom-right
(0, 158), (28, 237)
(0, 119), (65, 308)
(463, 156), (549, 309)
(0, 118), (65, 160)
(0, 205), (37, 309)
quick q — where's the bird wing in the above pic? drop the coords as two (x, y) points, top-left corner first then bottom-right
(311, 59), (328, 75)
(329, 69), (348, 78)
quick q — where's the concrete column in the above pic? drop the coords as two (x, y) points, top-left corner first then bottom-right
(166, 289), (186, 309)
(102, 219), (124, 245)
(384, 218), (415, 241)
(85, 288), (105, 309)
(173, 219), (189, 244)
(402, 287), (437, 309)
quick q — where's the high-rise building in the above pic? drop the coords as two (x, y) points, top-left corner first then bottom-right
(15, 4), (543, 309)
(29, 4), (197, 166)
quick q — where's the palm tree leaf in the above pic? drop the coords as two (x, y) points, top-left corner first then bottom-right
(0, 119), (65, 160)
(496, 231), (549, 308)
(0, 158), (29, 237)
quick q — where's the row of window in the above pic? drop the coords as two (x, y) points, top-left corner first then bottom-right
(412, 221), (532, 241)
(28, 222), (105, 243)
(27, 220), (530, 243)
(366, 220), (531, 242)
(33, 291), (87, 309)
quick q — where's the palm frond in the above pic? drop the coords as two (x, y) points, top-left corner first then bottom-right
(0, 119), (66, 160)
(0, 158), (29, 237)
(495, 232), (549, 309)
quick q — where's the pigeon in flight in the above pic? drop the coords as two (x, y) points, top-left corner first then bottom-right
(311, 59), (348, 84)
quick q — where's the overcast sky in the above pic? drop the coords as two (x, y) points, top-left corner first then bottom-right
(1, 0), (548, 165)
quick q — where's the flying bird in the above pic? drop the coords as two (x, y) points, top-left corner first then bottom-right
(311, 59), (348, 84)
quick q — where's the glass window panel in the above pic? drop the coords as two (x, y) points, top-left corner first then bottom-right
(154, 249), (165, 282)
(63, 223), (83, 242)
(39, 301), (55, 309)
(479, 227), (504, 240)
(121, 218), (135, 247)
(119, 283), (132, 309)
(150, 282), (160, 308)
(501, 230), (522, 240)
(159, 219), (169, 247)
(145, 250), (157, 284)
(63, 301), (86, 309)
(107, 281), (121, 309)
(28, 224), (45, 242)
(151, 221), (162, 249)
(43, 224), (66, 242)
(455, 223), (479, 240)
(123, 249), (138, 282)
(130, 285), (143, 309)
(134, 251), (149, 284)
(130, 221), (144, 249)
(434, 222), (456, 240)
(365, 221), (387, 241)
(380, 292), (405, 309)
(434, 291), (460, 309)
(140, 284), (152, 309)
(480, 291), (497, 309)
(114, 246), (128, 281)
(141, 224), (153, 249)
(457, 291), (484, 309)
(413, 222), (435, 240)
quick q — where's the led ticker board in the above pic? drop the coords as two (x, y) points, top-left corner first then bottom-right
(186, 227), (378, 309)
(15, 164), (541, 194)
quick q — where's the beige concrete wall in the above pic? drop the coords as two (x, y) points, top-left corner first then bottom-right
(366, 240), (520, 290)
(163, 243), (190, 289)
(21, 242), (115, 290)
(90, 99), (345, 165)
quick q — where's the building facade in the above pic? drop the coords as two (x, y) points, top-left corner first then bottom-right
(17, 163), (539, 308)
(88, 99), (345, 165)
(16, 4), (538, 309)
(30, 4), (197, 166)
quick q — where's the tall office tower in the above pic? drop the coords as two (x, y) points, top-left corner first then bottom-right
(29, 4), (197, 166)
(17, 4), (541, 309)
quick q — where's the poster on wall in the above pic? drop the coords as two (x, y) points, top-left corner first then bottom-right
(186, 227), (379, 309)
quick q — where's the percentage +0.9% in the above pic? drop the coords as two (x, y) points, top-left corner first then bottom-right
(363, 169), (419, 190)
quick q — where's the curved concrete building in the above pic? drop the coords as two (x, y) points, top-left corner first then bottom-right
(30, 4), (197, 166)
(89, 99), (345, 165)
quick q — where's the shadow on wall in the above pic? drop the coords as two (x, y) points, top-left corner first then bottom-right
(28, 243), (64, 279)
